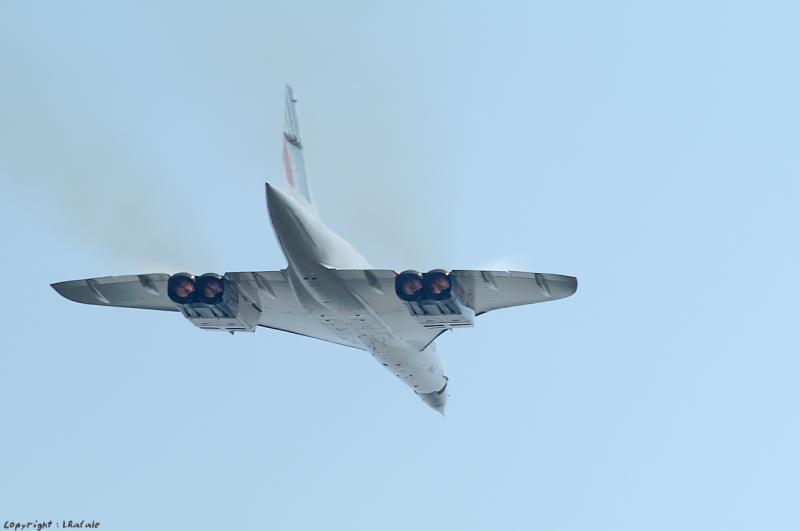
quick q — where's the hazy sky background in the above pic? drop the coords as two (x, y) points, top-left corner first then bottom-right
(2, 1), (799, 530)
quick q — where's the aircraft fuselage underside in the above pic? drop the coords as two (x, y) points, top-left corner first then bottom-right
(266, 184), (449, 408)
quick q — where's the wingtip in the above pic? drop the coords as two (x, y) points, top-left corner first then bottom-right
(50, 278), (105, 305)
(50, 280), (78, 303)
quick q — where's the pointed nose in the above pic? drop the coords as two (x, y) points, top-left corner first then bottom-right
(417, 379), (448, 415)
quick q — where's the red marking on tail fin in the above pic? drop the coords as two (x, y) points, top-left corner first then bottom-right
(282, 139), (295, 187)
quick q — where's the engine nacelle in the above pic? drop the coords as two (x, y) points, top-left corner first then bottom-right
(395, 270), (424, 301)
(196, 273), (225, 305)
(395, 269), (475, 330)
(422, 269), (452, 301)
(168, 272), (262, 332)
(167, 272), (198, 304)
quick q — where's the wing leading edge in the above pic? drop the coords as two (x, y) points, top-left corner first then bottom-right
(450, 270), (577, 315)
(329, 269), (577, 316)
(52, 268), (576, 349)
(326, 268), (577, 348)
(52, 274), (177, 311)
(51, 271), (358, 349)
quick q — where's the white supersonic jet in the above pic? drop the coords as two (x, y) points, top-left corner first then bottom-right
(52, 86), (577, 413)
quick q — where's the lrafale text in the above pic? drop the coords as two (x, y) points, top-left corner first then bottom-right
(3, 521), (100, 530)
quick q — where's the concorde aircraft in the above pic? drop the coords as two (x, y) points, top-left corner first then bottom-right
(52, 86), (577, 413)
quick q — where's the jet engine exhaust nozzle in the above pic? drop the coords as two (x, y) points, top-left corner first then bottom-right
(395, 270), (424, 302)
(423, 269), (452, 301)
(196, 273), (225, 305)
(167, 272), (197, 304)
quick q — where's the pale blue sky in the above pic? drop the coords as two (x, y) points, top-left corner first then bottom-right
(2, 2), (799, 530)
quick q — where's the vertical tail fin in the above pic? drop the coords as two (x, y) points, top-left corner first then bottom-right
(282, 85), (315, 211)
